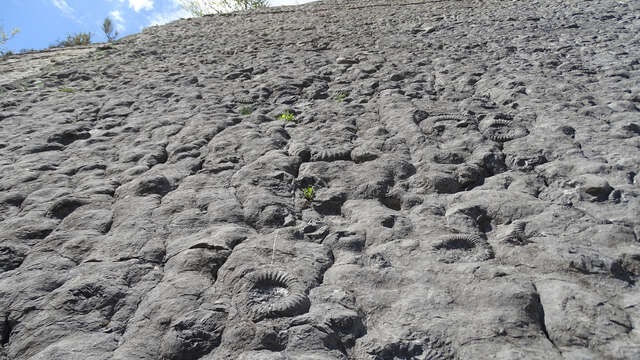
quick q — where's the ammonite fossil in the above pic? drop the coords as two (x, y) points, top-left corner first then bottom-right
(245, 269), (310, 319)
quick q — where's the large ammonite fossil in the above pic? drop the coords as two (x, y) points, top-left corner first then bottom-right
(246, 269), (310, 319)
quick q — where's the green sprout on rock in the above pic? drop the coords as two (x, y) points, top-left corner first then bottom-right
(279, 110), (295, 122)
(302, 186), (314, 201)
(59, 87), (75, 93)
(239, 106), (253, 115)
(336, 93), (346, 102)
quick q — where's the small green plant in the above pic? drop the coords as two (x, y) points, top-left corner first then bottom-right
(59, 87), (76, 94)
(279, 110), (295, 122)
(302, 186), (314, 201)
(336, 93), (347, 102)
(239, 106), (253, 115)
(51, 32), (92, 48)
(0, 26), (19, 55)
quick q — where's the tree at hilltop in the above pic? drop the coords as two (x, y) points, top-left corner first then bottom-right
(102, 17), (119, 42)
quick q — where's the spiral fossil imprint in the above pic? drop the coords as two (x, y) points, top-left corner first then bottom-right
(246, 269), (310, 318)
(503, 221), (527, 244)
(432, 234), (495, 263)
(426, 113), (471, 123)
(365, 335), (456, 360)
(310, 147), (353, 162)
(481, 118), (529, 142)
(433, 234), (483, 249)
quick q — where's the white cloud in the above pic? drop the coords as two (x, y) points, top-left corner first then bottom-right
(110, 10), (124, 23)
(110, 10), (126, 32)
(51, 0), (75, 17)
(129, 0), (154, 12)
(175, 0), (232, 15)
(147, 8), (189, 26)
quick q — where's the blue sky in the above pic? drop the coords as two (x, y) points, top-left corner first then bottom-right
(1, 0), (312, 53)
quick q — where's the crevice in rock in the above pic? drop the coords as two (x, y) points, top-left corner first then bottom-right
(1, 314), (12, 347)
(0, 245), (27, 273)
(380, 194), (402, 211)
(101, 218), (113, 235)
(313, 195), (346, 216)
(530, 285), (561, 356)
(610, 254), (640, 286)
(536, 297), (552, 345)
(380, 215), (396, 229)
(45, 198), (87, 219)
(115, 256), (163, 265)
(112, 273), (165, 346)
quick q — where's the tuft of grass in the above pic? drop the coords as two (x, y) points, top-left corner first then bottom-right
(51, 32), (92, 48)
(336, 93), (347, 102)
(302, 186), (314, 201)
(279, 110), (295, 122)
(239, 106), (254, 115)
(59, 87), (76, 94)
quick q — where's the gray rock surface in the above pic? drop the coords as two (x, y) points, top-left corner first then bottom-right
(1, 0), (640, 358)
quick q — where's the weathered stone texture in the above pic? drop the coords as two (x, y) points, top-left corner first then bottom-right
(1, 0), (639, 358)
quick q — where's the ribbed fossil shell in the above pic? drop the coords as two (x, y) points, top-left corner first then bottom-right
(513, 221), (526, 234)
(310, 147), (353, 162)
(433, 234), (483, 250)
(481, 120), (529, 142)
(235, 97), (253, 104)
(246, 269), (310, 319)
(503, 221), (527, 244)
(482, 118), (513, 129)
(432, 234), (494, 263)
(426, 113), (470, 123)
(420, 113), (476, 134)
